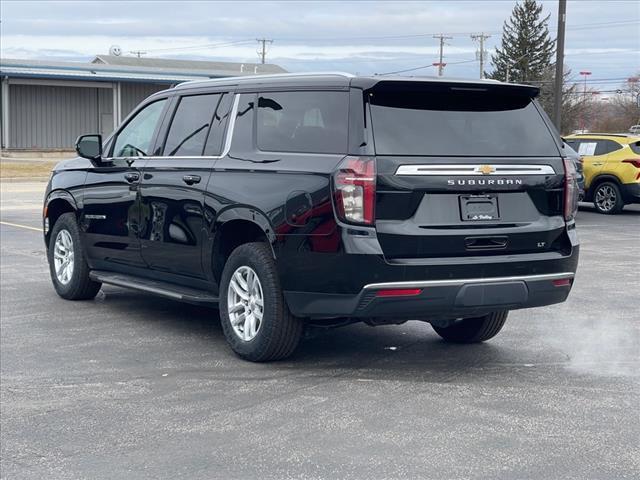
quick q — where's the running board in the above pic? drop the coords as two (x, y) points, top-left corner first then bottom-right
(89, 270), (218, 305)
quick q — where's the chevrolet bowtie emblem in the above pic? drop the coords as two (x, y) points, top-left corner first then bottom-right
(477, 165), (495, 175)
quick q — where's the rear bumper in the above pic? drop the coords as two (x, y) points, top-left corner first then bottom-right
(278, 221), (579, 319)
(621, 182), (640, 203)
(285, 271), (575, 319)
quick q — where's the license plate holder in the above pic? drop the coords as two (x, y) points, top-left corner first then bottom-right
(460, 195), (500, 221)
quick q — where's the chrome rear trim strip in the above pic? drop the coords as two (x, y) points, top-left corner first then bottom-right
(363, 272), (574, 290)
(395, 164), (556, 176)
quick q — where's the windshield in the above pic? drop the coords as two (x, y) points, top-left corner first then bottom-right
(368, 85), (559, 157)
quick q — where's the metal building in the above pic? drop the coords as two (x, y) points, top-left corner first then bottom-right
(0, 55), (286, 150)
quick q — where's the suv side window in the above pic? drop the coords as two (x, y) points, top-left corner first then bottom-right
(595, 139), (622, 155)
(564, 139), (579, 151)
(204, 93), (233, 156)
(256, 91), (348, 154)
(163, 94), (221, 156)
(576, 141), (597, 156)
(112, 99), (167, 157)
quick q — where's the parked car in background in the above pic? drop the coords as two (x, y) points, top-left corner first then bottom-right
(564, 133), (640, 214)
(562, 141), (585, 201)
(629, 125), (640, 135)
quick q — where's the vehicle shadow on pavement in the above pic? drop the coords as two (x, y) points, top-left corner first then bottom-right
(96, 287), (533, 383)
(578, 204), (640, 215)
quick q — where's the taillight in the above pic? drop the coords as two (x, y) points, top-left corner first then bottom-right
(333, 156), (376, 225)
(622, 159), (640, 168)
(622, 159), (640, 180)
(563, 157), (578, 222)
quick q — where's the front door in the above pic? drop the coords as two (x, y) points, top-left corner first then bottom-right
(82, 98), (168, 272)
(139, 92), (232, 280)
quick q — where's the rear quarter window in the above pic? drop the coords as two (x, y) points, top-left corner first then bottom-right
(595, 139), (623, 155)
(629, 141), (640, 154)
(256, 91), (348, 154)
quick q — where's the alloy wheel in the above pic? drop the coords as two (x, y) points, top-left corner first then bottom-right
(227, 266), (264, 341)
(595, 185), (617, 212)
(53, 229), (75, 285)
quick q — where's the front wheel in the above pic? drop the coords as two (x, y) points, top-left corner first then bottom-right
(432, 311), (508, 343)
(47, 213), (101, 300)
(593, 181), (624, 214)
(219, 242), (303, 362)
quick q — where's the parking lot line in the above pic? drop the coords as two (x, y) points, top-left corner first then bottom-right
(0, 221), (42, 232)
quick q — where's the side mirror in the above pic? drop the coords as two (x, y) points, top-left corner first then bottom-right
(75, 134), (103, 164)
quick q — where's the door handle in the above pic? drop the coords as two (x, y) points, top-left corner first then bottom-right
(182, 174), (201, 185)
(592, 162), (604, 166)
(124, 172), (140, 183)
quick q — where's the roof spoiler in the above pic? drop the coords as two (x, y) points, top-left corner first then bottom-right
(353, 78), (540, 98)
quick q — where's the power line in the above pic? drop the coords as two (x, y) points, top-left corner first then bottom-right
(144, 39), (255, 53)
(125, 19), (639, 57)
(378, 59), (476, 76)
(271, 19), (638, 42)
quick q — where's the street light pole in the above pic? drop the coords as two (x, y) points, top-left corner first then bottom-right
(579, 70), (592, 132)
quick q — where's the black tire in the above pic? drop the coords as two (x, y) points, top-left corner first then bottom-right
(47, 212), (102, 300)
(432, 311), (508, 343)
(219, 242), (303, 362)
(592, 181), (624, 214)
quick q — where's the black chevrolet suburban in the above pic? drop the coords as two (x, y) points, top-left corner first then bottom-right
(43, 73), (579, 361)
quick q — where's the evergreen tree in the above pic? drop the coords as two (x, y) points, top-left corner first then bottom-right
(487, 0), (555, 84)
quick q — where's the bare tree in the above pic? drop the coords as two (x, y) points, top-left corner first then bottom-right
(591, 75), (640, 133)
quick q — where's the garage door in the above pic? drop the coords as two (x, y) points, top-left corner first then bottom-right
(9, 84), (99, 149)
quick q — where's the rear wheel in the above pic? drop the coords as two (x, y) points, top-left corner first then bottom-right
(593, 181), (624, 214)
(219, 242), (303, 362)
(432, 311), (508, 343)
(47, 213), (101, 300)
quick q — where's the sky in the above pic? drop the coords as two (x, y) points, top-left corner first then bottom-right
(1, 0), (638, 93)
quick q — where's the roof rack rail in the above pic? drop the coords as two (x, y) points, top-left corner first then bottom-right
(174, 71), (355, 89)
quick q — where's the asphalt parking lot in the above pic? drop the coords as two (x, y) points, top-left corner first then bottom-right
(1, 182), (639, 480)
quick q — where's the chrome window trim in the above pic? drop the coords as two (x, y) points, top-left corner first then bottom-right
(395, 164), (556, 176)
(105, 93), (241, 162)
(363, 272), (574, 290)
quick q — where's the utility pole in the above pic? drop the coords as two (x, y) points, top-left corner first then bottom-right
(256, 38), (273, 64)
(471, 33), (491, 79)
(433, 34), (452, 76)
(553, 0), (567, 130)
(129, 50), (147, 58)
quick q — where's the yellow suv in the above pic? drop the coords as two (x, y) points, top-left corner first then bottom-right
(564, 134), (640, 214)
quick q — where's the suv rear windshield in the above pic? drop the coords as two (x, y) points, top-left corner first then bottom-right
(368, 84), (559, 157)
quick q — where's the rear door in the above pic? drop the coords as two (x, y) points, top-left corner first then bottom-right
(364, 81), (567, 259)
(138, 91), (232, 280)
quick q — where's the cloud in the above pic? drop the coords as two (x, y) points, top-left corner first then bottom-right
(1, 1), (637, 86)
